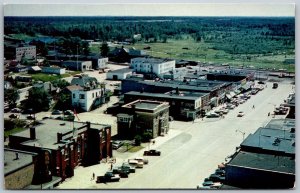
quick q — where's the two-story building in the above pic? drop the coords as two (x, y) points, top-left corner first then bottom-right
(130, 57), (175, 78)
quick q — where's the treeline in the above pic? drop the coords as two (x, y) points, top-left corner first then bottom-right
(4, 16), (295, 55)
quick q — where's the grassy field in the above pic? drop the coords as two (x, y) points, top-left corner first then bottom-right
(92, 36), (295, 72)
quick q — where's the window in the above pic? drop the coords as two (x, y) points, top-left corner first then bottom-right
(73, 94), (75, 98)
(79, 94), (85, 99)
(92, 93), (94, 98)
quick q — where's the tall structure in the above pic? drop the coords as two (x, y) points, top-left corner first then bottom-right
(117, 100), (170, 139)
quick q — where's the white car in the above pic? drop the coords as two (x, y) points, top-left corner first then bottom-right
(237, 111), (245, 117)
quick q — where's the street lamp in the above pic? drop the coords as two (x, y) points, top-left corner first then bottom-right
(236, 129), (245, 141)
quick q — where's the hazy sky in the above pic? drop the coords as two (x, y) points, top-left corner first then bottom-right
(4, 4), (295, 17)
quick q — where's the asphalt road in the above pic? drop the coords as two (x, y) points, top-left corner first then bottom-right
(92, 81), (293, 189)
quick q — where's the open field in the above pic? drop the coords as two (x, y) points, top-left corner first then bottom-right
(102, 36), (294, 72)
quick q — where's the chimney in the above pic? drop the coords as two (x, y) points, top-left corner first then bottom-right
(30, 127), (36, 139)
(57, 133), (62, 143)
(86, 121), (91, 130)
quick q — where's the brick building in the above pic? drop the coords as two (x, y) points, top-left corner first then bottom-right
(8, 119), (112, 184)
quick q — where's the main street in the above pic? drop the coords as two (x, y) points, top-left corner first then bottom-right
(88, 81), (293, 189)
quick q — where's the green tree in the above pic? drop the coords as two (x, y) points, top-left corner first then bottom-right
(134, 135), (142, 146)
(82, 41), (90, 56)
(100, 42), (109, 57)
(55, 93), (71, 111)
(4, 88), (19, 108)
(25, 88), (51, 112)
(141, 131), (152, 142)
(51, 79), (70, 89)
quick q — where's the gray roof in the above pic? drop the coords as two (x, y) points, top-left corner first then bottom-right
(11, 119), (108, 150)
(241, 119), (295, 155)
(71, 75), (98, 88)
(125, 91), (207, 101)
(228, 151), (295, 174)
(107, 68), (133, 74)
(4, 148), (37, 175)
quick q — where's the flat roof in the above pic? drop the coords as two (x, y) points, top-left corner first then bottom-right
(228, 151), (295, 174)
(107, 68), (133, 74)
(4, 149), (36, 175)
(241, 119), (295, 155)
(11, 119), (108, 150)
(125, 91), (207, 101)
(123, 100), (168, 111)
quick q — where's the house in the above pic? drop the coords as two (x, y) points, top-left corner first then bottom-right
(32, 81), (57, 93)
(4, 43), (36, 62)
(70, 74), (98, 89)
(108, 47), (130, 63)
(9, 65), (28, 73)
(130, 57), (175, 78)
(41, 67), (66, 75)
(117, 100), (169, 139)
(106, 68), (133, 80)
(8, 119), (112, 183)
(71, 86), (107, 112)
(85, 54), (108, 69)
(28, 66), (42, 74)
(62, 61), (92, 72)
(128, 47), (147, 57)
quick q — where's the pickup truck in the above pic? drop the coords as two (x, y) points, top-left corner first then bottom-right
(96, 171), (120, 183)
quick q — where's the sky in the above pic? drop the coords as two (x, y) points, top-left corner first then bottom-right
(4, 3), (295, 17)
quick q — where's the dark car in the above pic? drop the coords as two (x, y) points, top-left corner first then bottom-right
(215, 169), (225, 176)
(52, 110), (62, 115)
(112, 167), (129, 178)
(9, 114), (18, 119)
(209, 174), (225, 183)
(27, 115), (35, 120)
(258, 81), (265, 84)
(144, 149), (161, 156)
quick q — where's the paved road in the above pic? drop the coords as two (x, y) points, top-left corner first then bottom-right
(86, 81), (293, 189)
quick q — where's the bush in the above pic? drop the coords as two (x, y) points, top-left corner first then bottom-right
(141, 131), (152, 142)
(4, 119), (27, 131)
(134, 135), (142, 146)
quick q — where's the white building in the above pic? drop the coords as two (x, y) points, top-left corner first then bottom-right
(97, 57), (109, 69)
(62, 61), (92, 72)
(71, 87), (106, 112)
(41, 67), (66, 75)
(130, 57), (175, 78)
(15, 46), (36, 62)
(106, 68), (133, 80)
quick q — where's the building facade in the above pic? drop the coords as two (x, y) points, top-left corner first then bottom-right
(130, 57), (175, 78)
(15, 46), (36, 62)
(117, 100), (170, 139)
(106, 68), (133, 80)
(71, 87), (107, 112)
(41, 67), (66, 75)
(62, 61), (92, 72)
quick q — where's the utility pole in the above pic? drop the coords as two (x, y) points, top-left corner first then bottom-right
(77, 45), (79, 71)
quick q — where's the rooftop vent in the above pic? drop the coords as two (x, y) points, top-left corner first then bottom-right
(292, 142), (295, 147)
(60, 123), (66, 126)
(290, 128), (295, 133)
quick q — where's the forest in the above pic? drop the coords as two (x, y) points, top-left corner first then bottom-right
(4, 16), (295, 56)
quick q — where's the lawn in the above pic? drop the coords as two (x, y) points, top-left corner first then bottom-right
(4, 127), (27, 138)
(31, 71), (80, 82)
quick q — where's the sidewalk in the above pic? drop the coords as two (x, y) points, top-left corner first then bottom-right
(56, 128), (182, 189)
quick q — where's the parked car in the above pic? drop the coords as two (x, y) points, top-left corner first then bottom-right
(237, 111), (245, 117)
(209, 174), (225, 183)
(112, 141), (124, 149)
(112, 167), (129, 178)
(134, 157), (149, 165)
(215, 169), (225, 176)
(96, 171), (120, 183)
(206, 113), (220, 118)
(202, 181), (214, 187)
(11, 108), (22, 113)
(258, 81), (265, 84)
(52, 110), (62, 115)
(121, 163), (136, 173)
(144, 149), (161, 156)
(220, 108), (229, 114)
(27, 115), (35, 120)
(9, 114), (18, 119)
(128, 159), (143, 168)
(64, 110), (74, 115)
